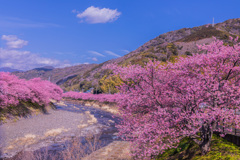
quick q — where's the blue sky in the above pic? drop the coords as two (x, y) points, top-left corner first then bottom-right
(0, 0), (239, 70)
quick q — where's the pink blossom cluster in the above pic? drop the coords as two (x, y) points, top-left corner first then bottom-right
(0, 72), (63, 108)
(107, 37), (240, 158)
(63, 91), (120, 103)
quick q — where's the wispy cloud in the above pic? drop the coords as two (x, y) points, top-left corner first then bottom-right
(105, 50), (121, 57)
(0, 35), (70, 70)
(92, 57), (98, 61)
(122, 49), (130, 54)
(2, 35), (28, 49)
(53, 51), (76, 56)
(88, 50), (105, 57)
(75, 6), (121, 24)
(0, 16), (61, 29)
(72, 9), (78, 13)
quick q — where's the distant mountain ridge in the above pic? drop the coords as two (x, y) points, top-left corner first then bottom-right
(14, 64), (97, 85)
(0, 67), (22, 72)
(32, 66), (55, 71)
(13, 18), (240, 92)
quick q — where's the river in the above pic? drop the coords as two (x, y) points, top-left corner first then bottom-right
(0, 100), (129, 160)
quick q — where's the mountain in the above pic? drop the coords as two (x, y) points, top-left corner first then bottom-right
(60, 18), (240, 91)
(14, 18), (240, 92)
(14, 64), (97, 85)
(0, 67), (22, 72)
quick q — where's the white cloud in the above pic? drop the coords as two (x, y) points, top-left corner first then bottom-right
(76, 6), (121, 24)
(2, 35), (28, 49)
(105, 50), (121, 57)
(92, 57), (98, 61)
(88, 50), (105, 57)
(0, 35), (70, 70)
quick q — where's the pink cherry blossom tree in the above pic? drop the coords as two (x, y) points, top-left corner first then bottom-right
(109, 37), (240, 158)
(0, 72), (63, 108)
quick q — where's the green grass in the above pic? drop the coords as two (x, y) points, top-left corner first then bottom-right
(157, 134), (240, 160)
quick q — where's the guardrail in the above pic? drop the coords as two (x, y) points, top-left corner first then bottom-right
(215, 124), (240, 146)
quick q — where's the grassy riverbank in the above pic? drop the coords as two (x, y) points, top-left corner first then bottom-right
(157, 134), (240, 160)
(0, 101), (55, 123)
(62, 98), (119, 114)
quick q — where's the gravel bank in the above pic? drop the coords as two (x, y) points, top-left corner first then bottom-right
(0, 100), (120, 159)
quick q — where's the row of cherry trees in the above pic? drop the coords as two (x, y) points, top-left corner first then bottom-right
(0, 72), (63, 108)
(63, 91), (119, 103)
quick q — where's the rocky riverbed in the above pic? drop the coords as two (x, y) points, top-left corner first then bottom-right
(0, 100), (126, 159)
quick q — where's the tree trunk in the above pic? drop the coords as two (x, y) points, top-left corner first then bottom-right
(199, 123), (213, 155)
(200, 137), (211, 155)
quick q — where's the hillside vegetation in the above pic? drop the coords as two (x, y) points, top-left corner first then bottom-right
(14, 18), (240, 92)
